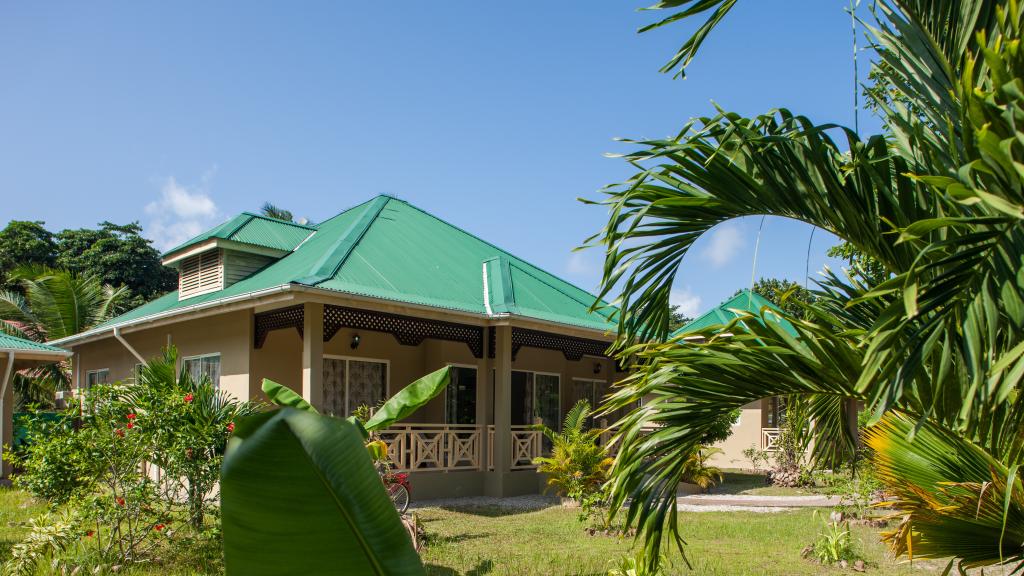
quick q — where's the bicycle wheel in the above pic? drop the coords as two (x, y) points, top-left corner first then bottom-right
(388, 482), (410, 514)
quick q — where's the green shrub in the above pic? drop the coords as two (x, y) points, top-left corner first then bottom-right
(8, 346), (260, 572)
(533, 400), (612, 501)
(807, 512), (861, 565)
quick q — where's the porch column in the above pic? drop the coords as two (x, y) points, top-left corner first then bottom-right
(1, 355), (12, 480)
(486, 325), (512, 496)
(302, 302), (324, 411)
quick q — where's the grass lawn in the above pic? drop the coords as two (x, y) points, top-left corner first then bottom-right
(416, 503), (927, 576)
(3, 487), (944, 575)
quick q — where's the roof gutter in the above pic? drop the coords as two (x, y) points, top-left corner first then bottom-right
(48, 284), (296, 348)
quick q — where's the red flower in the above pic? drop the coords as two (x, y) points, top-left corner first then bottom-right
(227, 422), (235, 433)
(126, 421), (134, 429)
(184, 393), (194, 403)
(115, 428), (125, 438)
(85, 530), (95, 538)
(116, 497), (125, 507)
(154, 524), (165, 531)
(126, 413), (136, 420)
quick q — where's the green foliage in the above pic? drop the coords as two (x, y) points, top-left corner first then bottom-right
(740, 278), (816, 320)
(260, 202), (294, 222)
(667, 305), (690, 333)
(7, 411), (98, 504)
(681, 446), (723, 490)
(865, 413), (1024, 571)
(584, 0), (1024, 571)
(741, 445), (770, 472)
(533, 400), (613, 500)
(817, 465), (883, 520)
(0, 221), (55, 290)
(8, 347), (258, 572)
(220, 408), (424, 575)
(1, 511), (80, 576)
(55, 222), (176, 309)
(364, 366), (450, 431)
(826, 242), (889, 286)
(606, 550), (667, 576)
(699, 408), (739, 445)
(808, 514), (858, 565)
(0, 267), (127, 404)
(261, 378), (317, 413)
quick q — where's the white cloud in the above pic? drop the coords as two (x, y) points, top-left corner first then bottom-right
(670, 288), (702, 318)
(144, 173), (219, 250)
(566, 252), (595, 276)
(701, 223), (744, 268)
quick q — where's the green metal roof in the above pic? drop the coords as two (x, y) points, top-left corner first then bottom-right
(84, 196), (617, 337)
(0, 332), (70, 356)
(162, 213), (316, 257)
(671, 289), (797, 338)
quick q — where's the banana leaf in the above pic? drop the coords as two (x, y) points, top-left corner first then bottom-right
(221, 408), (424, 575)
(364, 366), (450, 431)
(261, 378), (317, 413)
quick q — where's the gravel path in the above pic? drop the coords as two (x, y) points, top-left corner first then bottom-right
(410, 493), (830, 514)
(411, 494), (560, 512)
(678, 494), (839, 508)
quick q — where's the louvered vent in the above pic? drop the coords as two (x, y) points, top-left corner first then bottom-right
(178, 250), (224, 300)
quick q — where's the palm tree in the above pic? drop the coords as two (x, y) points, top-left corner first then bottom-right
(260, 202), (294, 222)
(0, 267), (127, 404)
(587, 0), (1024, 572)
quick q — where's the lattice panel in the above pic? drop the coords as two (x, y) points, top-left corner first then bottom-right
(324, 305), (484, 358)
(487, 326), (611, 361)
(254, 305), (304, 348)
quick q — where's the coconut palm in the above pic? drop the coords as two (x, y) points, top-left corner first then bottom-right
(0, 266), (127, 403)
(588, 0), (1024, 572)
(260, 202), (294, 222)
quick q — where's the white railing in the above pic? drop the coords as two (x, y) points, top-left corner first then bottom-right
(378, 424), (483, 472)
(487, 425), (543, 470)
(761, 427), (782, 452)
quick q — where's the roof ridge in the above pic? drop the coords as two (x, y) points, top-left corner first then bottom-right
(296, 196), (391, 286)
(237, 212), (318, 230)
(388, 196), (611, 308)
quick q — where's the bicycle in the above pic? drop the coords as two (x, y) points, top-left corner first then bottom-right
(383, 470), (411, 514)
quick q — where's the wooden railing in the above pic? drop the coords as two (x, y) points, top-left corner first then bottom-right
(487, 425), (543, 470)
(761, 427), (781, 452)
(378, 424), (483, 472)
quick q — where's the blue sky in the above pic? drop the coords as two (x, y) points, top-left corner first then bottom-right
(0, 1), (881, 318)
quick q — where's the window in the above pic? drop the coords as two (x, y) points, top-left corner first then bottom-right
(322, 357), (388, 418)
(510, 371), (560, 431)
(178, 250), (223, 300)
(134, 363), (145, 381)
(183, 354), (221, 388)
(571, 378), (606, 425)
(85, 369), (109, 390)
(445, 366), (477, 425)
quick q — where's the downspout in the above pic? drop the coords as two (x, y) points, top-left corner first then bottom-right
(1, 351), (14, 479)
(114, 327), (146, 365)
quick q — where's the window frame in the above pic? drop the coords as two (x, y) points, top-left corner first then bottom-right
(512, 369), (561, 429)
(85, 368), (110, 389)
(323, 354), (391, 417)
(182, 352), (222, 389)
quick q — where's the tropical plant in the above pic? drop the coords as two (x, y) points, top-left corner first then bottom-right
(1, 512), (80, 576)
(223, 367), (453, 576)
(532, 399), (614, 500)
(741, 445), (770, 472)
(606, 550), (668, 576)
(681, 446), (723, 491)
(586, 0), (1024, 572)
(0, 266), (127, 404)
(808, 513), (858, 566)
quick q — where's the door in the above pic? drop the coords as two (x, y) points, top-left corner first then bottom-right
(445, 366), (477, 424)
(323, 358), (346, 417)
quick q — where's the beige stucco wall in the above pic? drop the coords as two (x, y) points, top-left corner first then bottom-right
(707, 399), (765, 468)
(73, 309), (252, 400)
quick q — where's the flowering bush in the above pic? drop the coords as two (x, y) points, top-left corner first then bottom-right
(9, 346), (261, 571)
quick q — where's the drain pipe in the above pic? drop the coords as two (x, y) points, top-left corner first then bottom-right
(114, 327), (146, 365)
(1, 351), (14, 479)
